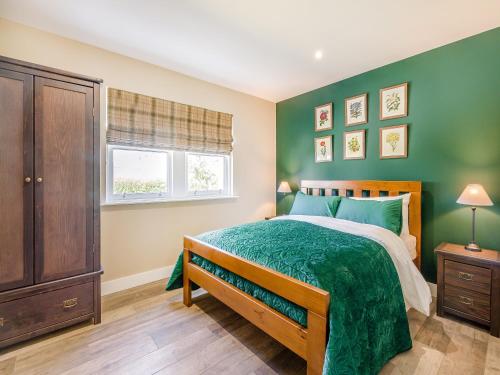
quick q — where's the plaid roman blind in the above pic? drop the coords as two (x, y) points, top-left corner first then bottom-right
(107, 88), (233, 154)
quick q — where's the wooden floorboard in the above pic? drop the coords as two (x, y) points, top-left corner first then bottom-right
(0, 279), (498, 374)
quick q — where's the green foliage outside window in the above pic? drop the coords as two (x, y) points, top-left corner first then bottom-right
(189, 158), (219, 191)
(114, 178), (166, 194)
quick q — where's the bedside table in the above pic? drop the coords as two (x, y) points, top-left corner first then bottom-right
(435, 242), (500, 337)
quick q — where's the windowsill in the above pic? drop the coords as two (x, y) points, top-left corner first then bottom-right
(101, 195), (239, 207)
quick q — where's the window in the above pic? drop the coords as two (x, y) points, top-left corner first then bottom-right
(106, 88), (233, 203)
(187, 153), (229, 196)
(106, 146), (232, 203)
(107, 146), (170, 201)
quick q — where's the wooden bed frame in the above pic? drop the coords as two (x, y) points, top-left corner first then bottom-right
(183, 180), (422, 375)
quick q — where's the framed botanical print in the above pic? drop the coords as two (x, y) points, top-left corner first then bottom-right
(343, 130), (365, 160)
(314, 135), (333, 163)
(379, 82), (408, 120)
(314, 102), (333, 131)
(345, 93), (367, 126)
(380, 124), (408, 159)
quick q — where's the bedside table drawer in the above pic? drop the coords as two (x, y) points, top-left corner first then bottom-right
(444, 260), (491, 295)
(443, 285), (490, 321)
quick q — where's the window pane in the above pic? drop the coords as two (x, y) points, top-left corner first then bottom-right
(187, 154), (225, 192)
(112, 149), (168, 195)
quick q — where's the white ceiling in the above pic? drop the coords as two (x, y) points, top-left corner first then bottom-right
(1, 0), (499, 102)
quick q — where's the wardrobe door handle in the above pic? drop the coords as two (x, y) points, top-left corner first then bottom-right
(25, 177), (31, 183)
(36, 177), (43, 183)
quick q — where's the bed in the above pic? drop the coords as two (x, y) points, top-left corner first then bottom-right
(167, 180), (431, 375)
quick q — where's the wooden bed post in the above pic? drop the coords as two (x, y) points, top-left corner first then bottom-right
(307, 311), (328, 375)
(183, 247), (192, 307)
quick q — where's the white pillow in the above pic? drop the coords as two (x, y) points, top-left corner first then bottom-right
(351, 193), (411, 236)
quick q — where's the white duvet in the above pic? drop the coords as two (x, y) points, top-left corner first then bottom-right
(273, 215), (432, 316)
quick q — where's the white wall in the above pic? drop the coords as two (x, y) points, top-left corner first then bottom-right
(0, 18), (276, 283)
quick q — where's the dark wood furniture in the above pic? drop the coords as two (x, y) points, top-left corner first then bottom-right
(0, 56), (103, 349)
(183, 180), (422, 375)
(435, 242), (500, 337)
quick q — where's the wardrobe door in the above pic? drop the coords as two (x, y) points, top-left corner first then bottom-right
(34, 77), (94, 283)
(0, 69), (34, 292)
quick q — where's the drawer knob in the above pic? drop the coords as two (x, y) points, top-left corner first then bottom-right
(459, 296), (474, 306)
(63, 298), (78, 309)
(458, 272), (473, 281)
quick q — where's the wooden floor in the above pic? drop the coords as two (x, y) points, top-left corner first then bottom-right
(0, 280), (499, 374)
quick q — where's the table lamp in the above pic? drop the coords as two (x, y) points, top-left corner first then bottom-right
(456, 184), (493, 251)
(277, 181), (292, 194)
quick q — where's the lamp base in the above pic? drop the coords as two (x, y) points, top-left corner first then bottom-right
(465, 242), (482, 252)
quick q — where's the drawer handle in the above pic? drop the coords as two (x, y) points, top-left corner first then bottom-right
(63, 298), (78, 309)
(459, 296), (474, 306)
(458, 272), (473, 281)
(0, 317), (4, 327)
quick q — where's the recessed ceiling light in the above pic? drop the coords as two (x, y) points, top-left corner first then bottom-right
(314, 50), (323, 60)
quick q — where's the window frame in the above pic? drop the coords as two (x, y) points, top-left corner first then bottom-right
(106, 145), (172, 202)
(106, 146), (233, 204)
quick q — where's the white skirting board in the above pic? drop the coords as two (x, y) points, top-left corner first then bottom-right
(101, 266), (439, 299)
(101, 265), (174, 296)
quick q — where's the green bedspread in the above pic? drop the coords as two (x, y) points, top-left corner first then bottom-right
(166, 219), (411, 374)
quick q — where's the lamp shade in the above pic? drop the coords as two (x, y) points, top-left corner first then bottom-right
(457, 184), (493, 206)
(277, 181), (292, 193)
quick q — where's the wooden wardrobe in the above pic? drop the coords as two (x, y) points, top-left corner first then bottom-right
(0, 56), (102, 348)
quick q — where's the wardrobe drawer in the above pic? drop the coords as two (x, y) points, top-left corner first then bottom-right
(443, 284), (490, 322)
(444, 260), (491, 294)
(0, 282), (93, 342)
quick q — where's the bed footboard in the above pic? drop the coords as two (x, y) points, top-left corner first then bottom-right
(182, 236), (330, 375)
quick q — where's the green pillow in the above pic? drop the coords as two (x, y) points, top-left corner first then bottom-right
(289, 192), (342, 217)
(335, 198), (403, 235)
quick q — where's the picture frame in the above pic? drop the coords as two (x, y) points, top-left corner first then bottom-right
(344, 93), (367, 126)
(343, 130), (365, 160)
(314, 135), (333, 163)
(379, 82), (408, 120)
(380, 124), (408, 159)
(314, 102), (333, 131)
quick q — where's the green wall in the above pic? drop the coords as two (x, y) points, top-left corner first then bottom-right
(276, 28), (500, 282)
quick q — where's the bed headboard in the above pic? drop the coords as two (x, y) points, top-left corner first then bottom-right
(300, 180), (422, 269)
